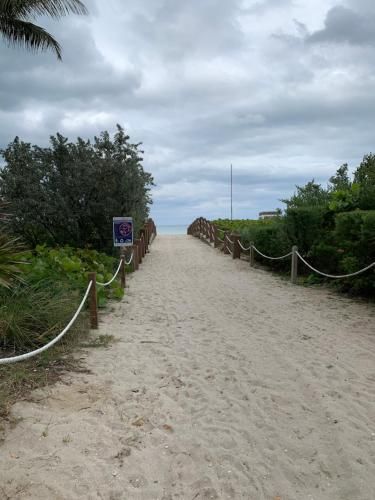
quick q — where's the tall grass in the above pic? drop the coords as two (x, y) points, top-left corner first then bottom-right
(0, 281), (82, 352)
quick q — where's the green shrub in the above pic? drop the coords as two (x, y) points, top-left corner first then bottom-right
(0, 283), (82, 351)
(22, 245), (125, 307)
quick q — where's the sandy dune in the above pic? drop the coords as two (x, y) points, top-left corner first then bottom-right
(1, 235), (374, 499)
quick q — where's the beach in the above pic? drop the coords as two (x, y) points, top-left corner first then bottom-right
(0, 235), (374, 499)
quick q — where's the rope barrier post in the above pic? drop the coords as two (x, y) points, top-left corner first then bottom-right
(145, 224), (151, 251)
(232, 234), (241, 260)
(210, 223), (214, 244)
(141, 232), (146, 258)
(135, 238), (142, 264)
(291, 245), (298, 284)
(223, 232), (230, 254)
(120, 250), (126, 289)
(214, 226), (220, 248)
(88, 273), (98, 329)
(249, 242), (255, 267)
(133, 244), (139, 271)
(140, 229), (147, 256)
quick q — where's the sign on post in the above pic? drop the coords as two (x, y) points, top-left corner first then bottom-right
(113, 217), (133, 247)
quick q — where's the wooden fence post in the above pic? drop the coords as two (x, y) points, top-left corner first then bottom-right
(133, 244), (139, 271)
(249, 242), (255, 267)
(213, 225), (220, 248)
(291, 245), (298, 284)
(88, 272), (98, 329)
(120, 249), (126, 289)
(145, 225), (150, 251)
(209, 223), (214, 244)
(135, 239), (142, 264)
(232, 234), (241, 260)
(223, 232), (230, 254)
(141, 233), (146, 258)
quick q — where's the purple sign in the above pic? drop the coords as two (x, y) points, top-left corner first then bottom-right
(113, 217), (133, 247)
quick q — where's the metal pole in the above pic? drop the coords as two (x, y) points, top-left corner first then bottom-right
(231, 164), (233, 221)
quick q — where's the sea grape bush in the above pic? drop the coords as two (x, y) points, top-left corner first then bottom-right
(22, 245), (125, 306)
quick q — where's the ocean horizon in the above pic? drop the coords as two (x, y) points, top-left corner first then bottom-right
(157, 224), (187, 235)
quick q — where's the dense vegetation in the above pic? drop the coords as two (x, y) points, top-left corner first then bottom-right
(1, 125), (153, 253)
(0, 125), (152, 416)
(0, 125), (153, 353)
(214, 155), (375, 296)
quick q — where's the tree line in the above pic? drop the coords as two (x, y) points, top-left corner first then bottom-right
(0, 125), (154, 253)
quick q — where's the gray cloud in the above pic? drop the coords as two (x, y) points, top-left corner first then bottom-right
(307, 6), (375, 46)
(0, 0), (374, 224)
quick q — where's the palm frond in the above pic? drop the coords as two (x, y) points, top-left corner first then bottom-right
(0, 0), (88, 19)
(0, 16), (62, 59)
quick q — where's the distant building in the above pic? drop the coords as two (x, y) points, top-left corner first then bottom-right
(259, 211), (279, 220)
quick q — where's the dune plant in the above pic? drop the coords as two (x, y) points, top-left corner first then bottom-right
(0, 281), (81, 351)
(0, 231), (26, 289)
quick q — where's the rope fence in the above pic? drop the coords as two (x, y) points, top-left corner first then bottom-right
(296, 251), (375, 279)
(0, 282), (93, 366)
(187, 217), (374, 285)
(0, 219), (157, 365)
(96, 258), (124, 287)
(252, 245), (293, 261)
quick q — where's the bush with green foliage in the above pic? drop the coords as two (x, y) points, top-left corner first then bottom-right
(22, 245), (125, 307)
(213, 153), (375, 296)
(0, 125), (153, 253)
(0, 245), (125, 353)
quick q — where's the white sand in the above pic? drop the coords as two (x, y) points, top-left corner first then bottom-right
(1, 235), (375, 499)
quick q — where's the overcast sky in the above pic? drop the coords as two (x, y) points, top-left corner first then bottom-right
(1, 0), (374, 225)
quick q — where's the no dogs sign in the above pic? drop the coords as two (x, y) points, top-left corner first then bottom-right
(113, 217), (133, 247)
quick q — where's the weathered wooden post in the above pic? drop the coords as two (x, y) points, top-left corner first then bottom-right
(140, 232), (146, 258)
(213, 225), (220, 248)
(249, 242), (255, 267)
(204, 219), (210, 240)
(232, 234), (241, 260)
(209, 223), (213, 243)
(135, 238), (142, 264)
(145, 224), (150, 251)
(132, 244), (139, 271)
(291, 245), (298, 284)
(120, 249), (126, 289)
(88, 272), (98, 329)
(139, 239), (143, 263)
(223, 232), (230, 254)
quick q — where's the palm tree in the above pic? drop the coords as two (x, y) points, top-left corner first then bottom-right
(0, 0), (88, 60)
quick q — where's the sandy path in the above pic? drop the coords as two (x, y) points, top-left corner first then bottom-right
(0, 235), (374, 500)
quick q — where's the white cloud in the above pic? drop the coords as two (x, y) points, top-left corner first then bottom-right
(0, 0), (374, 224)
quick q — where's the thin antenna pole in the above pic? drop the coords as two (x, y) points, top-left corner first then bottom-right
(230, 164), (233, 221)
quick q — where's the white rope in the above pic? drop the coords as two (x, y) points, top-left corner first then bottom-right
(216, 227), (225, 234)
(296, 252), (375, 279)
(225, 235), (234, 245)
(0, 281), (93, 365)
(96, 259), (123, 287)
(217, 236), (224, 243)
(252, 245), (293, 261)
(238, 241), (251, 252)
(124, 251), (134, 266)
(227, 247), (233, 256)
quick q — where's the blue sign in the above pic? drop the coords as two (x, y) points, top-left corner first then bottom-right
(113, 217), (133, 247)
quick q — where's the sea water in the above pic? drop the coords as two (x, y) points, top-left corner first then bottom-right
(157, 225), (187, 235)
